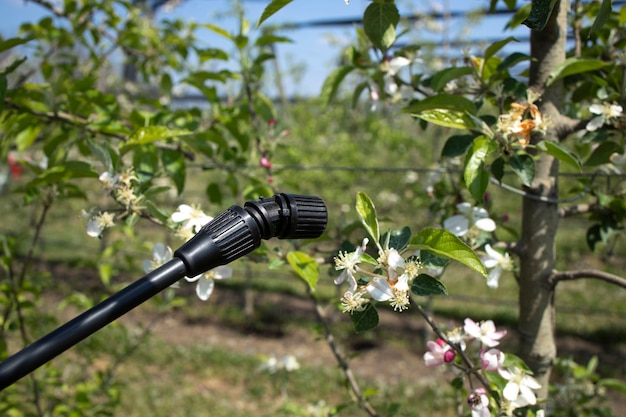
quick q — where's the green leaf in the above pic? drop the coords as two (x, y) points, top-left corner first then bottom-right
(160, 148), (186, 195)
(355, 192), (380, 244)
(585, 141), (623, 167)
(123, 126), (193, 151)
(598, 378), (626, 395)
(287, 251), (319, 292)
(257, 0), (293, 26)
(350, 303), (379, 333)
(509, 153), (536, 186)
(429, 67), (473, 92)
(464, 136), (491, 203)
(547, 58), (609, 86)
(410, 109), (472, 130)
(382, 227), (411, 251)
(491, 156), (505, 183)
(0, 36), (33, 54)
(410, 228), (487, 277)
(320, 66), (355, 108)
(441, 135), (474, 158)
(484, 36), (519, 64)
(523, 0), (559, 31)
(411, 274), (447, 296)
(537, 140), (581, 171)
(589, 0), (613, 38)
(28, 161), (98, 187)
(363, 1), (400, 52)
(401, 94), (476, 115)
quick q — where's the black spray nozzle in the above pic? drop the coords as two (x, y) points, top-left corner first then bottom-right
(174, 193), (327, 277)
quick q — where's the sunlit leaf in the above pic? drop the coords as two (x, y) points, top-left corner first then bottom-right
(355, 192), (379, 244)
(429, 67), (473, 91)
(509, 153), (535, 186)
(547, 58), (609, 86)
(363, 1), (400, 52)
(320, 66), (355, 108)
(537, 140), (581, 171)
(287, 251), (319, 292)
(410, 228), (487, 277)
(0, 36), (33, 54)
(124, 126), (193, 151)
(257, 0), (293, 27)
(464, 136), (491, 203)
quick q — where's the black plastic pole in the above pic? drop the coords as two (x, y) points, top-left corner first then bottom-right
(0, 193), (328, 391)
(0, 258), (187, 390)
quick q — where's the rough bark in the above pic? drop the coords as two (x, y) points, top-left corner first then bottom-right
(518, 0), (569, 400)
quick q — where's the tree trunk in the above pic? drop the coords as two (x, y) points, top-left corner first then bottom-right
(518, 0), (569, 400)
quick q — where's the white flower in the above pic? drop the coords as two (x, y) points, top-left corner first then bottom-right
(185, 265), (232, 301)
(464, 318), (507, 348)
(383, 56), (411, 96)
(83, 210), (115, 238)
(334, 238), (368, 294)
(171, 204), (212, 234)
(499, 367), (541, 407)
(587, 102), (623, 131)
(143, 243), (173, 273)
(98, 171), (119, 190)
(443, 202), (496, 237)
(481, 244), (513, 288)
(281, 355), (300, 372)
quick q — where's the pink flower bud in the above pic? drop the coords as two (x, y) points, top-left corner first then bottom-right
(268, 118), (276, 127)
(443, 349), (456, 363)
(259, 157), (272, 168)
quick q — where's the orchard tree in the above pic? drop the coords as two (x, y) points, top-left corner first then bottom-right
(258, 0), (626, 414)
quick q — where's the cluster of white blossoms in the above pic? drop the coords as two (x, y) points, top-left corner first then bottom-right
(142, 204), (232, 301)
(334, 238), (425, 313)
(443, 202), (513, 288)
(424, 318), (542, 417)
(82, 168), (141, 238)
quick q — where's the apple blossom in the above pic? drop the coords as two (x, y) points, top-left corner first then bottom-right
(143, 243), (173, 274)
(184, 265), (232, 301)
(464, 318), (506, 348)
(480, 244), (513, 288)
(586, 102), (623, 131)
(83, 210), (115, 238)
(467, 388), (491, 417)
(480, 348), (505, 372)
(171, 204), (212, 234)
(423, 339), (455, 367)
(334, 238), (369, 294)
(444, 202), (496, 237)
(499, 366), (541, 408)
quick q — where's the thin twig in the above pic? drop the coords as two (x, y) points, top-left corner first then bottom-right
(309, 292), (379, 417)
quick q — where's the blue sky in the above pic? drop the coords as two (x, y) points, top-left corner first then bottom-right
(1, 0), (527, 96)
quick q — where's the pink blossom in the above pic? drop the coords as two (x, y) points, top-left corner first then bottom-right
(480, 348), (505, 372)
(424, 339), (455, 367)
(464, 318), (507, 348)
(467, 388), (491, 417)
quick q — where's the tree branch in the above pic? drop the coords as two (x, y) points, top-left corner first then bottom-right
(550, 268), (626, 289)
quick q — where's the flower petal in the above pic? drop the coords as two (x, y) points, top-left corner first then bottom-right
(444, 215), (469, 236)
(196, 277), (215, 301)
(366, 277), (394, 301)
(475, 217), (496, 232)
